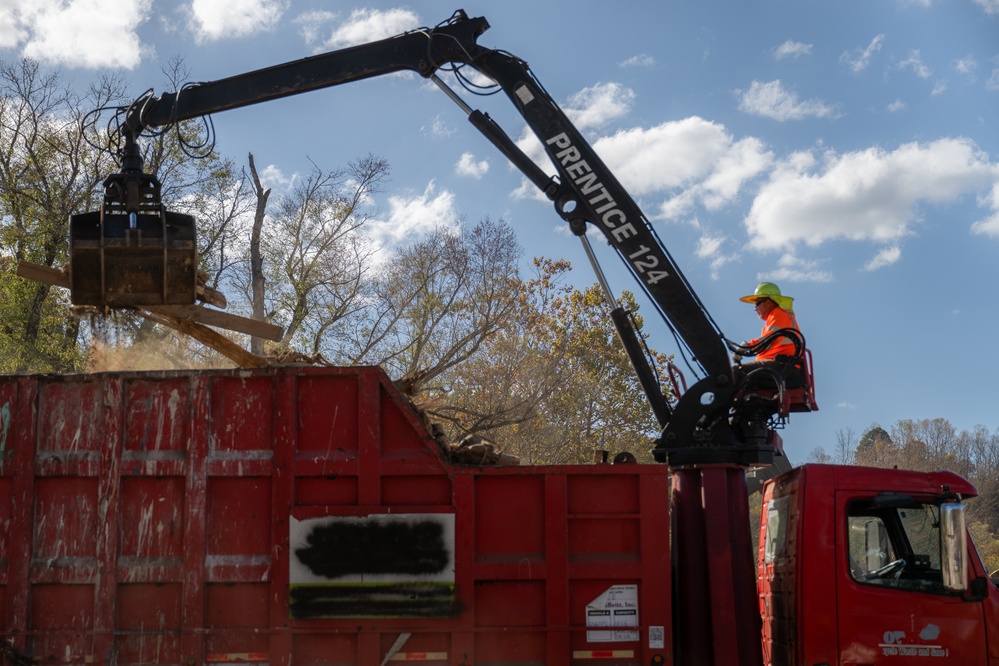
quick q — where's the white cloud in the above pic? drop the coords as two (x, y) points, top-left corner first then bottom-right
(619, 54), (655, 68)
(987, 68), (999, 91)
(955, 55), (977, 77)
(899, 50), (931, 79)
(696, 232), (736, 278)
(658, 190), (700, 223)
(455, 152), (489, 179)
(422, 114), (456, 138)
(773, 40), (812, 60)
(597, 118), (773, 209)
(887, 98), (906, 113)
(863, 246), (902, 271)
(745, 138), (997, 251)
(189, 0), (287, 43)
(737, 80), (835, 121)
(974, 0), (999, 14)
(840, 34), (885, 73)
(696, 234), (724, 259)
(595, 120), (725, 193)
(258, 164), (293, 192)
(295, 10), (335, 46)
(760, 254), (833, 283)
(514, 115), (772, 223)
(0, 3), (26, 49)
(312, 8), (419, 50)
(3, 0), (152, 69)
(365, 180), (459, 247)
(563, 82), (635, 130)
(971, 183), (999, 236)
(698, 137), (774, 210)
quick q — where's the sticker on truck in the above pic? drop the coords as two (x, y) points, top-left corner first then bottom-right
(586, 584), (639, 642)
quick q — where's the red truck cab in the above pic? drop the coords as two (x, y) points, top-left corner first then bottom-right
(758, 464), (999, 665)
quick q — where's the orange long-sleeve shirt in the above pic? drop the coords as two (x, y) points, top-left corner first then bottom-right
(750, 307), (800, 360)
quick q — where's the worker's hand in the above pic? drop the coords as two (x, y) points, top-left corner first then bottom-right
(726, 339), (750, 359)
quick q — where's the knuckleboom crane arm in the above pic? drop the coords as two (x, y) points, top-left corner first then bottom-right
(119, 9), (773, 465)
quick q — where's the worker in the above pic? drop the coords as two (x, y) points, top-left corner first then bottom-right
(733, 282), (803, 375)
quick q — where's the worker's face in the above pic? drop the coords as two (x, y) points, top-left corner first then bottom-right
(754, 298), (775, 320)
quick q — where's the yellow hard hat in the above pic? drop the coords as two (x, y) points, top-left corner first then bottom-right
(739, 281), (794, 311)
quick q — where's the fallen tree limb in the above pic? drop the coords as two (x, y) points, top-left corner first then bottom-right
(16, 260), (280, 365)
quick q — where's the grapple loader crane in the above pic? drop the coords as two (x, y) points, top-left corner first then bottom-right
(68, 11), (817, 664)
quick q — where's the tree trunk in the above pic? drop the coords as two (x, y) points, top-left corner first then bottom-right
(247, 153), (271, 355)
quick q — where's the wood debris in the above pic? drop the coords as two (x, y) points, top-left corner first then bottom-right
(421, 413), (519, 467)
(16, 259), (283, 368)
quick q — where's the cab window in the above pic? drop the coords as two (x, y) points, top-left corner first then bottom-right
(847, 499), (946, 594)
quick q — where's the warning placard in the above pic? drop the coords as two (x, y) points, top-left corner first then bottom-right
(586, 584), (639, 642)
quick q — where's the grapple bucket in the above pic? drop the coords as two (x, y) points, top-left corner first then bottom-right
(69, 171), (197, 307)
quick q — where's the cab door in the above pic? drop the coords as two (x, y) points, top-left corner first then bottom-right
(835, 491), (987, 665)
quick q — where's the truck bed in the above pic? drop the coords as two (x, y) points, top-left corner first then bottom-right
(0, 366), (672, 665)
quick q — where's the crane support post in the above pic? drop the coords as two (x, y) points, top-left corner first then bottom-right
(671, 465), (764, 666)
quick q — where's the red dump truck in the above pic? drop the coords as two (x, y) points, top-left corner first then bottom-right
(1, 367), (997, 665)
(7, 9), (999, 666)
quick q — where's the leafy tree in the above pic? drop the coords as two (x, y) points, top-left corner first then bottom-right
(854, 424), (895, 467)
(0, 55), (255, 372)
(419, 256), (574, 448)
(0, 59), (123, 371)
(431, 257), (673, 464)
(848, 418), (999, 574)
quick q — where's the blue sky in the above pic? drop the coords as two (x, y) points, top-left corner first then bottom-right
(2, 0), (998, 463)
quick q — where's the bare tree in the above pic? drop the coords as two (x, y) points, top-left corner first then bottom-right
(259, 156), (388, 355)
(354, 217), (521, 393)
(836, 427), (857, 463)
(807, 446), (833, 464)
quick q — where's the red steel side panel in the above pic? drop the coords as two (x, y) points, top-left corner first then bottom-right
(0, 367), (673, 666)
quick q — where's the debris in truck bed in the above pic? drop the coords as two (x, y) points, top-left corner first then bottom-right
(16, 259), (282, 367)
(420, 408), (520, 467)
(449, 433), (520, 466)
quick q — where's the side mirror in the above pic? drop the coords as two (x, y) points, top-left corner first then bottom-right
(963, 577), (988, 603)
(940, 502), (968, 593)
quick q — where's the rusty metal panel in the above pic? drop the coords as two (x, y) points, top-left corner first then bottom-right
(0, 367), (673, 665)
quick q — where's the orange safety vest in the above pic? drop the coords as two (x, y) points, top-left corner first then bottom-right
(750, 307), (801, 361)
